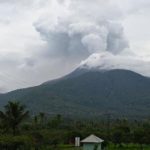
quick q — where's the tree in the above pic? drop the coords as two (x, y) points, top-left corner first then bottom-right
(48, 114), (62, 129)
(32, 132), (44, 150)
(112, 129), (123, 147)
(0, 101), (29, 135)
(133, 128), (147, 150)
(39, 112), (46, 128)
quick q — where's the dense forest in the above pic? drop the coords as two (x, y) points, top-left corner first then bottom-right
(0, 101), (150, 150)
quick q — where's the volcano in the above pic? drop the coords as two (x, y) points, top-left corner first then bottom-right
(0, 68), (150, 119)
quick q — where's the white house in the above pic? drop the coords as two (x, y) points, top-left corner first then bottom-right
(81, 134), (104, 150)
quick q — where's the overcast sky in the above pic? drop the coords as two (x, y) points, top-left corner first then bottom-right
(1, 0), (150, 92)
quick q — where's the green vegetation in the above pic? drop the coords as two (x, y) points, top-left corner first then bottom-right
(0, 101), (150, 149)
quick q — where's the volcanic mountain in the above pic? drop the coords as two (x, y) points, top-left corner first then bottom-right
(0, 68), (150, 119)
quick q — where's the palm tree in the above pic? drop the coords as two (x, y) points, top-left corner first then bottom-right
(0, 101), (29, 135)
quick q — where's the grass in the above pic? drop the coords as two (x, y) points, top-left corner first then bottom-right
(58, 144), (150, 150)
(35, 144), (150, 150)
(107, 144), (150, 150)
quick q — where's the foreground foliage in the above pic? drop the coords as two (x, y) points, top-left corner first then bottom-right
(0, 101), (29, 135)
(0, 101), (150, 149)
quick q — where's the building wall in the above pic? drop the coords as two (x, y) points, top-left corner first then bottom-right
(83, 143), (101, 150)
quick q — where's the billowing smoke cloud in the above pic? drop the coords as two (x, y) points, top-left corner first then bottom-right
(34, 0), (129, 65)
(35, 21), (128, 58)
(80, 52), (150, 76)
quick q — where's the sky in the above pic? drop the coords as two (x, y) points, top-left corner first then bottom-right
(1, 0), (150, 92)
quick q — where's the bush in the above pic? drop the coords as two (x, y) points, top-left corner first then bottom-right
(0, 135), (32, 150)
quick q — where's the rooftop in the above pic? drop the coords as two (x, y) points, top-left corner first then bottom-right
(81, 134), (104, 143)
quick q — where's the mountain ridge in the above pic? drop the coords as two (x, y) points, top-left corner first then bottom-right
(0, 69), (150, 119)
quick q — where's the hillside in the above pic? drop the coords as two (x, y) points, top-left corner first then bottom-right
(0, 69), (150, 118)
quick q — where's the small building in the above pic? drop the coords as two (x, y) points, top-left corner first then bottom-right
(81, 134), (104, 150)
(75, 137), (80, 147)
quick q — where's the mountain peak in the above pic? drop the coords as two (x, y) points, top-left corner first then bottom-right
(0, 68), (150, 119)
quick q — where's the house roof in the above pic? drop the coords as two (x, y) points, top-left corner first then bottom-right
(81, 134), (104, 143)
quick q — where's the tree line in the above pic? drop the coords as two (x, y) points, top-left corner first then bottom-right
(0, 101), (150, 150)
